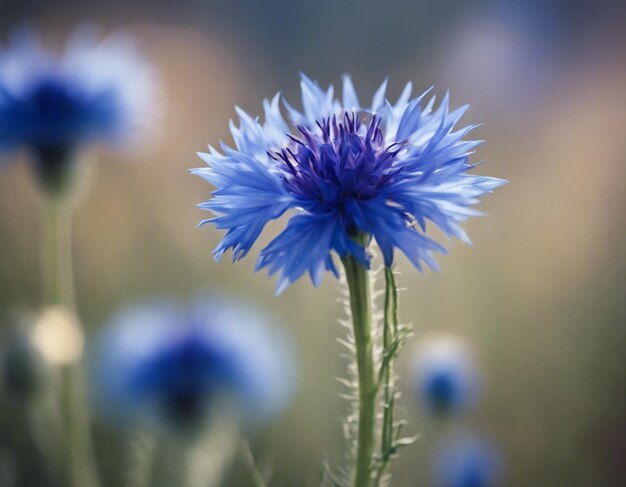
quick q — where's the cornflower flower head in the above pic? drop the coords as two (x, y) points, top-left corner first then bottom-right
(0, 26), (159, 191)
(412, 335), (481, 417)
(193, 74), (506, 293)
(432, 432), (503, 487)
(89, 295), (296, 435)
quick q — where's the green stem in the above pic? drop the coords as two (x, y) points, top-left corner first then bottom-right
(43, 194), (99, 487)
(374, 267), (399, 486)
(342, 235), (377, 487)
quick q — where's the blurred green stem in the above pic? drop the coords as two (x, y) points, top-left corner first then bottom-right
(43, 192), (99, 487)
(241, 440), (267, 487)
(150, 443), (187, 487)
(342, 233), (376, 487)
(44, 196), (74, 306)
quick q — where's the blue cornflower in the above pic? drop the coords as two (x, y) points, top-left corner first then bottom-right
(89, 295), (296, 435)
(432, 433), (503, 487)
(412, 335), (481, 416)
(0, 26), (159, 188)
(193, 74), (506, 293)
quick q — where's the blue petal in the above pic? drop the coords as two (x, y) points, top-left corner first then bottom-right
(284, 73), (337, 127)
(256, 212), (367, 294)
(341, 74), (359, 110)
(192, 147), (295, 261)
(346, 198), (447, 270)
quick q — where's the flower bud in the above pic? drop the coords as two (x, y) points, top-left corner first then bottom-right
(1, 317), (47, 401)
(411, 334), (481, 417)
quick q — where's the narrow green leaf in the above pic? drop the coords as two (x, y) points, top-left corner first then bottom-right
(373, 267), (400, 486)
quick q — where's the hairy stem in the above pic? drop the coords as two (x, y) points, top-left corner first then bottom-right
(342, 236), (377, 487)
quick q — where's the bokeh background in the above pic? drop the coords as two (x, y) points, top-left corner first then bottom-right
(0, 1), (625, 486)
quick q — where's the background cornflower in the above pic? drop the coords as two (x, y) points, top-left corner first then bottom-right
(412, 335), (481, 417)
(0, 27), (161, 487)
(89, 295), (297, 435)
(194, 74), (505, 293)
(0, 25), (163, 487)
(0, 25), (159, 192)
(432, 432), (503, 487)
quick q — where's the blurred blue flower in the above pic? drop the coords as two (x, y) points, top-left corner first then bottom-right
(89, 295), (296, 435)
(0, 26), (159, 161)
(193, 74), (506, 293)
(432, 432), (503, 487)
(412, 335), (481, 416)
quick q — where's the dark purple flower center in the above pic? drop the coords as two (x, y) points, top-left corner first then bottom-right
(0, 75), (122, 149)
(131, 332), (234, 431)
(271, 112), (404, 209)
(424, 369), (459, 414)
(28, 77), (84, 121)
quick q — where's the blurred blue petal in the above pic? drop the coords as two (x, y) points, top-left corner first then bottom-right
(433, 432), (503, 487)
(412, 336), (481, 416)
(89, 294), (297, 435)
(0, 26), (159, 158)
